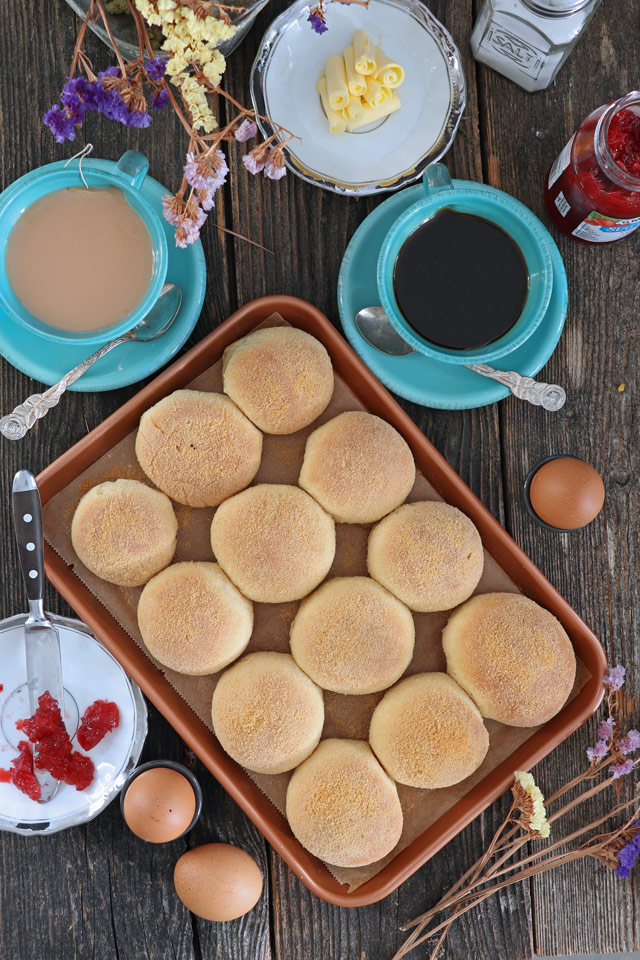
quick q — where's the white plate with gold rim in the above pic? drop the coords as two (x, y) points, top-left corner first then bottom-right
(250, 0), (466, 195)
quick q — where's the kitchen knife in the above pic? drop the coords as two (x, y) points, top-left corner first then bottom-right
(12, 469), (64, 803)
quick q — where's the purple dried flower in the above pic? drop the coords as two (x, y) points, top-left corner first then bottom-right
(598, 717), (616, 740)
(127, 109), (152, 128)
(616, 826), (640, 878)
(145, 56), (168, 82)
(235, 119), (257, 142)
(604, 664), (626, 691)
(586, 739), (609, 762)
(620, 729), (640, 755)
(43, 104), (76, 143)
(152, 88), (170, 110)
(611, 759), (634, 779)
(308, 8), (328, 33)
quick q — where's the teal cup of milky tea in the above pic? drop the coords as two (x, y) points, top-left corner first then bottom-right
(377, 164), (555, 365)
(0, 150), (168, 347)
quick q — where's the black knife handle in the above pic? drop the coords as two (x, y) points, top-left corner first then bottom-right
(12, 470), (45, 605)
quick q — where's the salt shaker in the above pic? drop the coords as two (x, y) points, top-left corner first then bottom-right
(470, 0), (602, 92)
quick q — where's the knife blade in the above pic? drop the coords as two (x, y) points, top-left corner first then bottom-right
(12, 469), (64, 803)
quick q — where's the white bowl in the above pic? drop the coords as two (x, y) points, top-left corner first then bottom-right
(0, 614), (147, 836)
(250, 0), (466, 195)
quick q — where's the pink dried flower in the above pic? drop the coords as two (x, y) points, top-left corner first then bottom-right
(161, 194), (187, 226)
(604, 665), (626, 691)
(612, 759), (635, 779)
(197, 186), (215, 211)
(264, 147), (287, 181)
(242, 142), (270, 175)
(586, 739), (609, 762)
(598, 717), (616, 740)
(235, 119), (257, 142)
(620, 730), (640, 755)
(184, 149), (228, 191)
(175, 217), (203, 248)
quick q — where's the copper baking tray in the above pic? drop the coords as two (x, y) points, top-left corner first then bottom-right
(38, 295), (607, 907)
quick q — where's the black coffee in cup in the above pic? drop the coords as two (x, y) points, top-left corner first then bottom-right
(392, 209), (529, 351)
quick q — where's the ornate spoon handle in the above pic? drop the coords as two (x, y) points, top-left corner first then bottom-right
(0, 331), (134, 440)
(466, 364), (567, 411)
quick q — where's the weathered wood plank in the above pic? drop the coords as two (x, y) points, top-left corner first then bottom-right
(476, 0), (639, 953)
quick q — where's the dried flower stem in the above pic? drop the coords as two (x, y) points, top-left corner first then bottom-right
(94, 0), (129, 75)
(403, 761), (636, 937)
(395, 669), (638, 960)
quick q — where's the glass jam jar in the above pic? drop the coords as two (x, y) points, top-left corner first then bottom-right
(544, 92), (640, 243)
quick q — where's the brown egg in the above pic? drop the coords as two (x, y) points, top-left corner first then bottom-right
(174, 843), (263, 922)
(123, 767), (196, 843)
(529, 457), (604, 530)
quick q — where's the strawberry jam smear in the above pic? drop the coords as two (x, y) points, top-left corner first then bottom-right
(77, 700), (120, 750)
(16, 692), (94, 791)
(2, 741), (41, 800)
(0, 693), (120, 799)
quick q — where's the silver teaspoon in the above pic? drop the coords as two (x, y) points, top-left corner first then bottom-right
(355, 306), (566, 412)
(0, 283), (183, 440)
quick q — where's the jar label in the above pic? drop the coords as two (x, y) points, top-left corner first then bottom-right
(571, 211), (640, 242)
(479, 24), (545, 80)
(548, 137), (573, 189)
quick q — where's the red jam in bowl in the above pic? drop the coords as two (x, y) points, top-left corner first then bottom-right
(0, 691), (120, 797)
(16, 692), (94, 791)
(77, 700), (120, 750)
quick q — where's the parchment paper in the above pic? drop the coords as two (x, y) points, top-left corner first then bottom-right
(43, 313), (588, 891)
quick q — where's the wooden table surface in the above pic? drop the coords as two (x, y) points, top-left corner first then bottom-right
(1, 1), (638, 957)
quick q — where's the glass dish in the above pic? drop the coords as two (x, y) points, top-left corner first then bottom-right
(63, 0), (271, 60)
(250, 0), (466, 195)
(0, 613), (147, 836)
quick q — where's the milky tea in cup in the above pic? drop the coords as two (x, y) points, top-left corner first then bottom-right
(5, 186), (154, 334)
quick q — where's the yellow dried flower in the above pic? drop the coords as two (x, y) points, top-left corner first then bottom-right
(513, 770), (550, 838)
(134, 0), (237, 130)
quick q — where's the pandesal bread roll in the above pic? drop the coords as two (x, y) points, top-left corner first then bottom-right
(135, 389), (262, 508)
(71, 479), (177, 586)
(442, 593), (577, 727)
(286, 739), (403, 867)
(211, 652), (324, 775)
(317, 75), (347, 135)
(299, 411), (415, 524)
(222, 326), (334, 434)
(367, 501), (484, 612)
(369, 672), (489, 789)
(137, 562), (252, 675)
(290, 577), (414, 695)
(325, 55), (349, 111)
(210, 484), (335, 603)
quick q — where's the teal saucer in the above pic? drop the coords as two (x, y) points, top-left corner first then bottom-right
(337, 180), (568, 410)
(0, 175), (206, 392)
